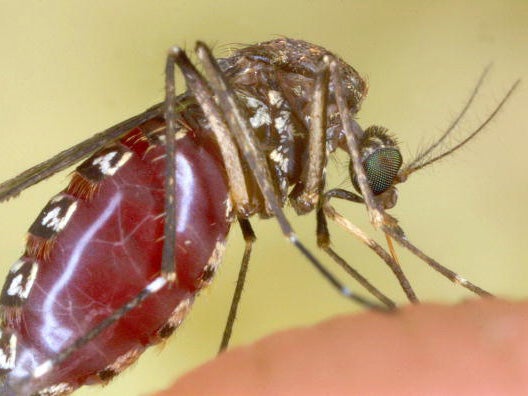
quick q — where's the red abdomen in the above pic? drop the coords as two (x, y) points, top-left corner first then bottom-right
(0, 121), (230, 394)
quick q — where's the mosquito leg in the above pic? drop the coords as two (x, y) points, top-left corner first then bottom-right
(160, 48), (180, 281)
(161, 47), (253, 282)
(327, 57), (392, 234)
(321, 188), (417, 303)
(382, 225), (492, 296)
(316, 208), (397, 308)
(188, 42), (389, 311)
(324, 188), (364, 204)
(289, 56), (329, 214)
(167, 47), (250, 216)
(219, 218), (256, 353)
(319, 200), (418, 304)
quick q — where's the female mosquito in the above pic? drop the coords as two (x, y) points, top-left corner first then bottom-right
(0, 38), (519, 395)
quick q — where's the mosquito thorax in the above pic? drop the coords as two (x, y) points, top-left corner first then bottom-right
(350, 125), (402, 207)
(211, 38), (371, 216)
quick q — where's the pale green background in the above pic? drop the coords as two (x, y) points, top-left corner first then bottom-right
(0, 1), (526, 395)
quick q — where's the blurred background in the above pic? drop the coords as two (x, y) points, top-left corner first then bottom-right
(0, 1), (526, 395)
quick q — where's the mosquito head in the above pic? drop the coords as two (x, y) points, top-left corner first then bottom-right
(350, 125), (402, 209)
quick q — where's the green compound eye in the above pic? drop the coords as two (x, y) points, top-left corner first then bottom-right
(352, 148), (402, 195)
(364, 148), (402, 194)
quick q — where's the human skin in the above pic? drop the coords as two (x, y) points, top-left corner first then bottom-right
(153, 299), (528, 396)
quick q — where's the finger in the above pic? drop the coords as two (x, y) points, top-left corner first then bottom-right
(154, 298), (528, 396)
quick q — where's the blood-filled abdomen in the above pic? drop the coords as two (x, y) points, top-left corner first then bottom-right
(0, 120), (230, 395)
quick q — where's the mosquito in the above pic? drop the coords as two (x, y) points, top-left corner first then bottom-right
(0, 38), (519, 395)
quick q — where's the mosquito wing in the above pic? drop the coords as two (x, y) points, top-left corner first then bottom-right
(0, 102), (165, 202)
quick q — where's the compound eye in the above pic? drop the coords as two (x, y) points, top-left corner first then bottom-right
(352, 148), (402, 195)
